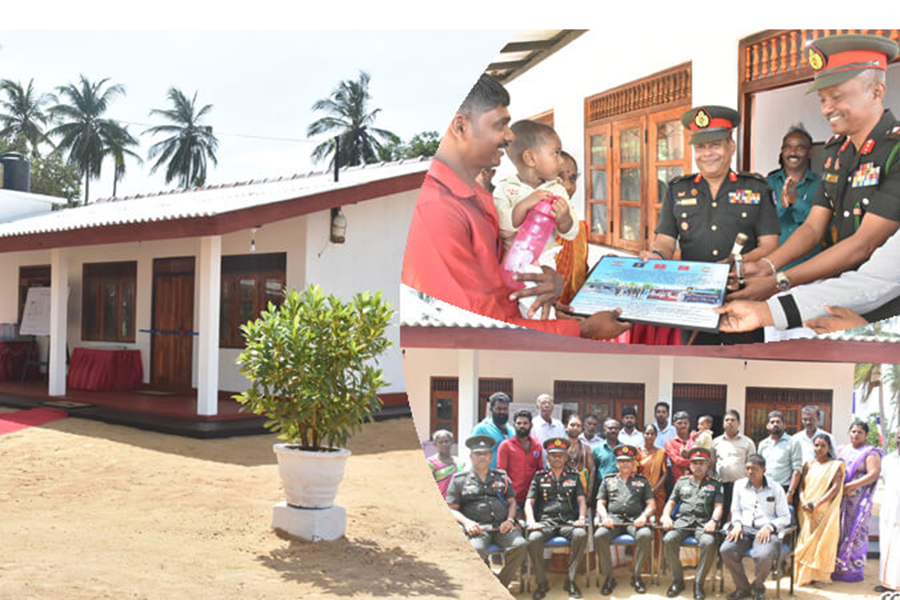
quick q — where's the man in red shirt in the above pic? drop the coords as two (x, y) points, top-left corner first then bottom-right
(665, 411), (694, 480)
(401, 74), (631, 340)
(497, 409), (544, 509)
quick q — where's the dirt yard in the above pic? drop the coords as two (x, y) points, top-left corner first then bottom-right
(0, 410), (509, 600)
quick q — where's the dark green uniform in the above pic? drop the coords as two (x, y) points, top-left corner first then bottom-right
(663, 474), (724, 587)
(657, 170), (780, 344)
(446, 469), (527, 587)
(526, 468), (588, 587)
(594, 472), (654, 578)
(812, 109), (900, 322)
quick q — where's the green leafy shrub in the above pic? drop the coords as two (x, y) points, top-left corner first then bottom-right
(235, 284), (393, 450)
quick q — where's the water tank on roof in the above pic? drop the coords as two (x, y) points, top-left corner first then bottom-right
(0, 152), (30, 192)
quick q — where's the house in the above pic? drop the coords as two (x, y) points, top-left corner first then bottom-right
(493, 29), (900, 255)
(0, 157), (428, 425)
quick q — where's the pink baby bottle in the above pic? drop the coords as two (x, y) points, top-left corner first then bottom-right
(500, 198), (556, 290)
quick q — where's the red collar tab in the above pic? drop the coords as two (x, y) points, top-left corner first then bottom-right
(694, 173), (702, 184)
(839, 138), (852, 154)
(728, 171), (738, 183)
(861, 139), (875, 155)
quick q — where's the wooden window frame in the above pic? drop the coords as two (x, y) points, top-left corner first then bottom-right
(477, 378), (514, 421)
(553, 380), (645, 428)
(82, 261), (137, 343)
(430, 376), (459, 441)
(745, 386), (833, 443)
(19, 265), (51, 325)
(219, 252), (286, 349)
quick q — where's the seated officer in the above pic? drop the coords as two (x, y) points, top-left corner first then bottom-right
(721, 454), (791, 600)
(445, 435), (528, 591)
(661, 447), (724, 600)
(525, 437), (588, 600)
(594, 444), (655, 595)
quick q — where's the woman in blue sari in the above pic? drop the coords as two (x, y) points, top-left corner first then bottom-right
(833, 420), (882, 582)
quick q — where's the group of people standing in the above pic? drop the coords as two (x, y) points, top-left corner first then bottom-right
(427, 392), (890, 598)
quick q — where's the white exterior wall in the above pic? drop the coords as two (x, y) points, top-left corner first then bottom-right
(0, 188), (416, 394)
(403, 347), (855, 446)
(503, 28), (759, 220)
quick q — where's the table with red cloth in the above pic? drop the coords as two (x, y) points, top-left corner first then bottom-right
(67, 348), (143, 391)
(0, 341), (32, 380)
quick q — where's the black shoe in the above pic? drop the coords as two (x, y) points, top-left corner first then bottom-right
(632, 576), (647, 594)
(694, 582), (706, 600)
(752, 589), (766, 600)
(726, 590), (751, 600)
(563, 578), (583, 598)
(532, 582), (549, 600)
(667, 581), (685, 597)
(601, 576), (616, 595)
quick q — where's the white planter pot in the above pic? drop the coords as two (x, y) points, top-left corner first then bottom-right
(273, 444), (351, 509)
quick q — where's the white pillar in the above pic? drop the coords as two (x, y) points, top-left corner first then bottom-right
(657, 355), (675, 409)
(48, 249), (68, 396)
(458, 349), (479, 437)
(197, 235), (222, 416)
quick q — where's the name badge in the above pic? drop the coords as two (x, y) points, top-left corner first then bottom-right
(679, 198), (697, 206)
(728, 190), (760, 205)
(851, 163), (880, 188)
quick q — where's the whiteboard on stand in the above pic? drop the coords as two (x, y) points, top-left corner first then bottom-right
(19, 287), (52, 336)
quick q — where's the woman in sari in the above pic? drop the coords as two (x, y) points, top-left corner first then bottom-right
(795, 433), (845, 586)
(565, 414), (595, 506)
(833, 420), (883, 582)
(637, 422), (667, 521)
(427, 429), (459, 499)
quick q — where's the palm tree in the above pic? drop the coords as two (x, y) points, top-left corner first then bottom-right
(48, 75), (129, 204)
(144, 88), (218, 189)
(103, 122), (142, 198)
(0, 78), (52, 157)
(307, 71), (398, 168)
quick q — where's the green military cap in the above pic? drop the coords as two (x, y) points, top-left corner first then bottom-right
(543, 437), (570, 453)
(466, 435), (495, 452)
(613, 444), (639, 460)
(806, 33), (899, 92)
(680, 106), (739, 145)
(688, 447), (712, 461)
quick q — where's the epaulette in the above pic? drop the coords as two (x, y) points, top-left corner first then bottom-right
(492, 468), (507, 475)
(450, 471), (469, 480)
(825, 133), (846, 147)
(604, 472), (618, 478)
(670, 173), (695, 186)
(738, 171), (768, 183)
(887, 125), (900, 139)
(678, 475), (692, 481)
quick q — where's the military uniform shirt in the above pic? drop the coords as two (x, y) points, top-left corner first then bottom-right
(670, 474), (723, 528)
(446, 469), (515, 525)
(527, 468), (584, 524)
(813, 109), (900, 243)
(656, 170), (780, 261)
(598, 472), (653, 520)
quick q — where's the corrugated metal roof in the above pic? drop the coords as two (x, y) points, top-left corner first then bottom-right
(0, 157), (429, 238)
(486, 30), (586, 83)
(400, 285), (521, 329)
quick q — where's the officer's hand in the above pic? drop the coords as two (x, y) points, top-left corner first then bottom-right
(511, 266), (564, 320)
(579, 308), (632, 340)
(704, 519), (717, 534)
(465, 521), (484, 535)
(602, 517), (615, 528)
(527, 521), (543, 531)
(638, 250), (658, 262)
(661, 516), (674, 531)
(725, 523), (742, 543)
(715, 301), (774, 333)
(782, 177), (798, 208)
(634, 516), (647, 528)
(499, 519), (514, 534)
(804, 306), (868, 334)
(756, 525), (772, 544)
(725, 275), (776, 302)
(573, 517), (586, 528)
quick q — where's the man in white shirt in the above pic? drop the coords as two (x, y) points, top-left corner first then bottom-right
(532, 393), (566, 442)
(653, 402), (677, 450)
(713, 409), (756, 521)
(790, 405), (834, 465)
(618, 405), (644, 446)
(579, 412), (604, 450)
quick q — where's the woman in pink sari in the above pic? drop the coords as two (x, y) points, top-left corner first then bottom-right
(427, 429), (460, 498)
(833, 420), (883, 582)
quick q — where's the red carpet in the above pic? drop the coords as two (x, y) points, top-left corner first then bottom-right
(0, 408), (68, 435)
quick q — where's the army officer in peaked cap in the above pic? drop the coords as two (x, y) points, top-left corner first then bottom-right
(594, 444), (656, 595)
(525, 437), (588, 599)
(640, 105), (780, 345)
(723, 34), (900, 330)
(445, 435), (528, 591)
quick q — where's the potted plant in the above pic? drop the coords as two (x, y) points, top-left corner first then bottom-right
(235, 284), (393, 510)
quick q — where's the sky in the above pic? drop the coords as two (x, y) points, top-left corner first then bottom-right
(0, 30), (514, 201)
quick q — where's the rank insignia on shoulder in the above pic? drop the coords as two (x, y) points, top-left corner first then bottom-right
(891, 126), (900, 136)
(677, 190), (686, 198)
(824, 157), (832, 170)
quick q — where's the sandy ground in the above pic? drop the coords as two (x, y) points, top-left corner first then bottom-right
(0, 410), (509, 600)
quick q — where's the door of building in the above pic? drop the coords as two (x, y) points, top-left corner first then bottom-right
(151, 257), (195, 388)
(672, 383), (728, 437)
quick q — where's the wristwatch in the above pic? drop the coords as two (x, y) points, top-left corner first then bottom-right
(775, 271), (791, 292)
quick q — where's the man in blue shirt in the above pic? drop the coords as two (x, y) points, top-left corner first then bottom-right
(766, 126), (822, 270)
(470, 391), (515, 469)
(592, 418), (620, 481)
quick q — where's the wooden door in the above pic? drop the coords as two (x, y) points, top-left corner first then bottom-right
(611, 116), (645, 252)
(151, 257), (195, 388)
(431, 377), (459, 440)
